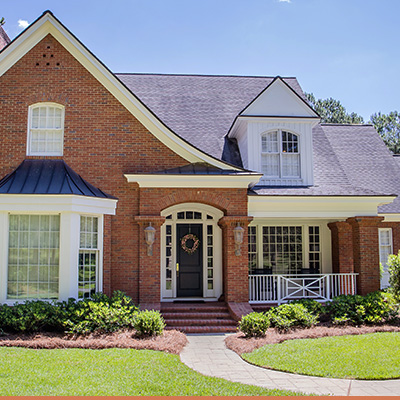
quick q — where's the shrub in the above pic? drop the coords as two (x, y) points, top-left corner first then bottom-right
(268, 303), (318, 332)
(238, 312), (270, 337)
(0, 292), (139, 335)
(388, 252), (400, 299)
(289, 299), (325, 317)
(132, 310), (165, 337)
(326, 291), (399, 325)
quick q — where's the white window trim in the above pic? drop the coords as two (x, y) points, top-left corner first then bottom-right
(249, 222), (324, 275)
(26, 102), (65, 156)
(379, 227), (393, 289)
(261, 129), (301, 180)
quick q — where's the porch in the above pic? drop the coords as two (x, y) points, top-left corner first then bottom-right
(249, 273), (358, 304)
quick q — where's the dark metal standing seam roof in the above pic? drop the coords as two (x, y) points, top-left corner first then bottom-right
(0, 159), (117, 199)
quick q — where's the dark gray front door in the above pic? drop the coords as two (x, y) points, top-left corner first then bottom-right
(177, 224), (203, 297)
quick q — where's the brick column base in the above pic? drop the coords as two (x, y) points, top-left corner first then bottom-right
(347, 216), (384, 295)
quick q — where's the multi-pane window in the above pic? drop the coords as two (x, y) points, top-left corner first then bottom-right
(78, 216), (99, 298)
(248, 226), (257, 273)
(165, 224), (173, 291)
(379, 228), (393, 289)
(28, 104), (64, 156)
(261, 130), (300, 178)
(249, 225), (321, 275)
(8, 215), (60, 299)
(207, 225), (214, 290)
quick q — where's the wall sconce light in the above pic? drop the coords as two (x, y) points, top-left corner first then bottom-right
(233, 223), (244, 256)
(144, 223), (156, 256)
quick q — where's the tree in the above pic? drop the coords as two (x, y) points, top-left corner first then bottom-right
(305, 92), (364, 124)
(0, 18), (4, 26)
(370, 111), (400, 154)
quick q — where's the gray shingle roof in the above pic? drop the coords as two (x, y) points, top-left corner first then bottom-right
(116, 73), (304, 161)
(0, 26), (10, 51)
(115, 73), (399, 212)
(0, 159), (116, 199)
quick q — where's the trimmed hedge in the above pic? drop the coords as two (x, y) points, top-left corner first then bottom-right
(238, 312), (270, 337)
(0, 292), (166, 336)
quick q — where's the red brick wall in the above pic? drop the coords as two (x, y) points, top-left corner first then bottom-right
(328, 221), (354, 274)
(0, 34), (250, 303)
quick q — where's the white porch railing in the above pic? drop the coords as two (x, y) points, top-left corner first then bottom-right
(249, 273), (358, 304)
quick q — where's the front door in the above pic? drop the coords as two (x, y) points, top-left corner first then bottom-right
(177, 224), (203, 297)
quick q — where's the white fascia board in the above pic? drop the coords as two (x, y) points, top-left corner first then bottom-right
(248, 195), (396, 218)
(0, 14), (238, 171)
(125, 174), (262, 188)
(0, 195), (117, 215)
(380, 214), (400, 222)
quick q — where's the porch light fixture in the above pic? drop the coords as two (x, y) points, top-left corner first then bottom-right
(233, 223), (244, 256)
(144, 223), (156, 256)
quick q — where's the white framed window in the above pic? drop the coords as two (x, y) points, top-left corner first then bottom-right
(27, 103), (64, 156)
(248, 225), (321, 275)
(78, 216), (99, 299)
(7, 214), (60, 300)
(379, 228), (393, 289)
(261, 130), (300, 178)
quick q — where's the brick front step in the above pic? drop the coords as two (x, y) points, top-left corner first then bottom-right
(165, 325), (237, 334)
(164, 318), (237, 327)
(161, 302), (237, 334)
(162, 312), (232, 320)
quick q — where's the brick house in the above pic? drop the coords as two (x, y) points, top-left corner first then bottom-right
(0, 11), (399, 318)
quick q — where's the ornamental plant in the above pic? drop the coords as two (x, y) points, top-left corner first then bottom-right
(388, 251), (400, 299)
(268, 303), (318, 332)
(132, 310), (165, 337)
(238, 312), (270, 337)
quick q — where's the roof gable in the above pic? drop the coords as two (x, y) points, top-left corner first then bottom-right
(241, 77), (319, 117)
(0, 11), (240, 171)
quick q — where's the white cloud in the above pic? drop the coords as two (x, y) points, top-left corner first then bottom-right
(18, 19), (29, 29)
(278, 0), (292, 3)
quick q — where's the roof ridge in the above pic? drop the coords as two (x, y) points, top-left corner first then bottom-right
(321, 123), (373, 127)
(114, 72), (298, 79)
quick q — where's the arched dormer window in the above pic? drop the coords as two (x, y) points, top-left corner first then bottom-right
(27, 103), (64, 156)
(261, 130), (300, 179)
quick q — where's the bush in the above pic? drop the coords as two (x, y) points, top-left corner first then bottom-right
(326, 291), (399, 325)
(0, 292), (139, 335)
(268, 303), (318, 332)
(289, 299), (325, 317)
(238, 312), (270, 337)
(132, 310), (165, 337)
(388, 252), (400, 299)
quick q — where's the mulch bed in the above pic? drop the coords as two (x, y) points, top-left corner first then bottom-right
(0, 329), (187, 354)
(225, 325), (400, 355)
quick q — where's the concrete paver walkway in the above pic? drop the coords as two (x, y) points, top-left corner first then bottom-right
(180, 334), (400, 396)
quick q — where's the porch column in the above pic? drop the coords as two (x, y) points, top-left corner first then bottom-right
(347, 216), (384, 295)
(218, 216), (253, 303)
(134, 215), (165, 308)
(328, 221), (354, 273)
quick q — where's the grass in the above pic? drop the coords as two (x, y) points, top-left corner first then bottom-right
(0, 347), (305, 396)
(243, 332), (400, 380)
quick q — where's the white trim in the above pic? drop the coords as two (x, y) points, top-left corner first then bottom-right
(237, 116), (320, 125)
(379, 227), (393, 290)
(0, 213), (9, 304)
(380, 214), (400, 222)
(0, 195), (117, 215)
(0, 13), (240, 170)
(26, 102), (65, 156)
(125, 173), (261, 188)
(160, 203), (223, 301)
(248, 195), (396, 218)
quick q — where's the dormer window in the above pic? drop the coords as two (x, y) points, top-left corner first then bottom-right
(261, 130), (300, 179)
(27, 103), (64, 156)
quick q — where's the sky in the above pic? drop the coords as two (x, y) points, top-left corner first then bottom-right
(1, 0), (399, 121)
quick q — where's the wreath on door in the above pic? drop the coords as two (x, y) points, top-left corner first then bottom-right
(181, 233), (200, 255)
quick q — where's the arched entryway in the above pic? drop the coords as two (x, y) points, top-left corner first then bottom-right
(160, 203), (223, 301)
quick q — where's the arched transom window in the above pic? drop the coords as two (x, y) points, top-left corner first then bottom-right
(261, 130), (300, 178)
(27, 103), (64, 156)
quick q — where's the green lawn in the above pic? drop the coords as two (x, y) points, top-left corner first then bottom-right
(243, 332), (400, 380)
(0, 347), (304, 396)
